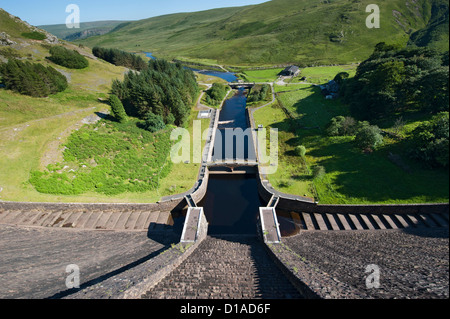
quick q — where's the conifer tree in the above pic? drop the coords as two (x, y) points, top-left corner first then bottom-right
(109, 94), (128, 123)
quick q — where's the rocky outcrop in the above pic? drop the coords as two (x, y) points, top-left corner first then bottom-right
(0, 8), (60, 44)
(0, 32), (16, 46)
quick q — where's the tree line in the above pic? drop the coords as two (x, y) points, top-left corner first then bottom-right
(0, 59), (68, 97)
(47, 46), (89, 69)
(340, 43), (448, 120)
(92, 46), (148, 71)
(332, 43), (449, 168)
(110, 58), (198, 127)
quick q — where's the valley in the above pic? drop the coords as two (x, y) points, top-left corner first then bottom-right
(1, 1), (448, 205)
(0, 0), (448, 303)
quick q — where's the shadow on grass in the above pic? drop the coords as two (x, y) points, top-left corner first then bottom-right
(310, 138), (449, 203)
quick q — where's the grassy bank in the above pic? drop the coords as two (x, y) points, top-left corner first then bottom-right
(0, 42), (214, 203)
(253, 68), (449, 204)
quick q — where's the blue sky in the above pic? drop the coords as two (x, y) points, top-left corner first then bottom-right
(1, 0), (268, 26)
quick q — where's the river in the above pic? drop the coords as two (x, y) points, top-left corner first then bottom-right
(144, 52), (238, 82)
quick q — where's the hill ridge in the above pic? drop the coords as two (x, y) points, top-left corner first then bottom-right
(76, 0), (449, 65)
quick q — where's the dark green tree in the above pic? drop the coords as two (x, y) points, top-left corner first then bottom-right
(411, 112), (449, 167)
(418, 67), (449, 113)
(110, 58), (198, 127)
(0, 59), (68, 97)
(342, 44), (447, 120)
(47, 46), (89, 69)
(109, 94), (128, 123)
(143, 112), (166, 133)
(354, 124), (384, 151)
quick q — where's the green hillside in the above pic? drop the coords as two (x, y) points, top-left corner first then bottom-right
(0, 8), (217, 203)
(78, 0), (448, 66)
(39, 21), (128, 41)
(408, 0), (449, 51)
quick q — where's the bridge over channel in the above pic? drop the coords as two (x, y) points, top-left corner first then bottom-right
(227, 82), (256, 89)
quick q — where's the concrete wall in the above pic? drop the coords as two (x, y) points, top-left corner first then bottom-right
(0, 199), (185, 214)
(255, 167), (449, 216)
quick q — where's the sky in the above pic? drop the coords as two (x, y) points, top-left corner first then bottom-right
(0, 0), (269, 26)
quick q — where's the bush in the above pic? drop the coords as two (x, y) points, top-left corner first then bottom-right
(354, 124), (384, 151)
(21, 31), (46, 40)
(295, 145), (307, 158)
(109, 94), (128, 123)
(333, 72), (349, 85)
(410, 112), (449, 167)
(29, 119), (173, 196)
(326, 116), (358, 136)
(143, 112), (166, 133)
(47, 46), (89, 69)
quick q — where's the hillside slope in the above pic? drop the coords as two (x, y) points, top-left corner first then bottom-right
(408, 0), (449, 51)
(78, 0), (448, 65)
(39, 21), (128, 41)
(0, 8), (129, 202)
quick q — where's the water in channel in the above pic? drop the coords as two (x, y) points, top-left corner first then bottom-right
(201, 88), (262, 235)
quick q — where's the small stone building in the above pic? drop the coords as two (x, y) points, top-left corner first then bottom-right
(279, 65), (300, 77)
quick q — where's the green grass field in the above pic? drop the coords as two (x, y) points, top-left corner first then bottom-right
(300, 65), (358, 84)
(242, 68), (284, 82)
(254, 76), (449, 204)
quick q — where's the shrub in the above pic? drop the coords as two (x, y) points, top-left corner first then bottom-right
(326, 116), (358, 136)
(354, 124), (384, 151)
(333, 72), (349, 85)
(47, 46), (89, 69)
(29, 119), (174, 196)
(143, 112), (166, 133)
(295, 145), (307, 158)
(410, 112), (449, 167)
(21, 31), (46, 40)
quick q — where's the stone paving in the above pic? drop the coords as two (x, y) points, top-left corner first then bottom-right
(280, 227), (449, 299)
(0, 225), (178, 299)
(142, 235), (302, 299)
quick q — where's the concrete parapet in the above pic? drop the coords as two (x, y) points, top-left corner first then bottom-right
(180, 207), (208, 243)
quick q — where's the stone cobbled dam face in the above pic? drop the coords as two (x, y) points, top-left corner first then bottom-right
(142, 235), (302, 299)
